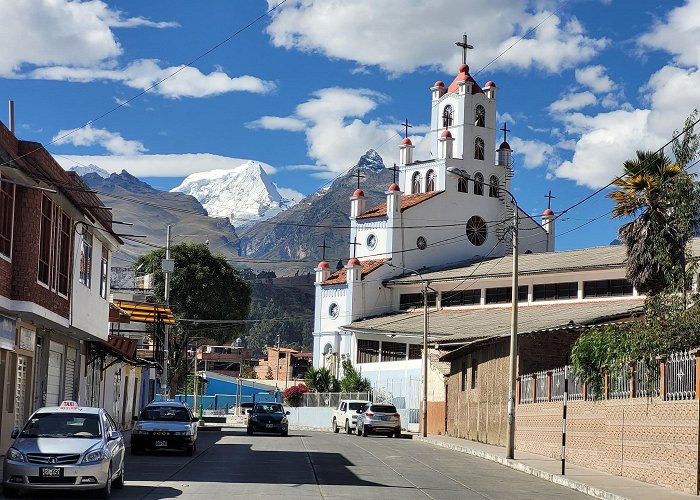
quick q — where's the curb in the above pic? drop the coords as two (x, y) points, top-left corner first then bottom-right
(414, 436), (628, 500)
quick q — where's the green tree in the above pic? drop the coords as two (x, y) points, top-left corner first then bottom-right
(303, 367), (340, 392)
(265, 367), (274, 380)
(134, 243), (251, 397)
(608, 112), (700, 295)
(339, 357), (372, 393)
(240, 363), (255, 379)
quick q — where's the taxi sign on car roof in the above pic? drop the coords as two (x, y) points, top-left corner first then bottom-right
(59, 400), (80, 410)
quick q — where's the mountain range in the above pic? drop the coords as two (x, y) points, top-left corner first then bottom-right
(74, 149), (393, 274)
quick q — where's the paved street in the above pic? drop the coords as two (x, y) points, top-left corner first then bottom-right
(3, 429), (590, 499)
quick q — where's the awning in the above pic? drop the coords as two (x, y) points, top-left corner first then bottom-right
(111, 300), (175, 325)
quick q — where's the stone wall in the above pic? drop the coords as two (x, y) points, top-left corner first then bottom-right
(516, 398), (699, 495)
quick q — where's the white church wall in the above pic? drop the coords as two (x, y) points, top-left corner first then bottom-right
(518, 212), (549, 254)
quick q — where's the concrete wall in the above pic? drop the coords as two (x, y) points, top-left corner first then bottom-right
(287, 407), (334, 430)
(516, 399), (699, 495)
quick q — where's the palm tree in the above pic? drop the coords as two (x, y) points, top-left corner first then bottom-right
(608, 149), (698, 295)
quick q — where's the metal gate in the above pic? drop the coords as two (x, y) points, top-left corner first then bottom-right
(14, 355), (28, 429)
(46, 342), (63, 406)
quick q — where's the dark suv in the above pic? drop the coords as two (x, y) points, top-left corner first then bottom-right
(131, 402), (199, 455)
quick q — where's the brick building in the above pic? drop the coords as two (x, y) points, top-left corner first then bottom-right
(254, 347), (312, 385)
(0, 119), (122, 450)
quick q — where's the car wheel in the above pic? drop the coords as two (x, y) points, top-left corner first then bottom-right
(345, 420), (351, 434)
(97, 464), (113, 498)
(2, 486), (19, 497)
(356, 424), (362, 436)
(332, 418), (339, 433)
(113, 463), (125, 489)
(185, 444), (195, 457)
(246, 426), (253, 436)
(394, 430), (402, 438)
(362, 426), (370, 437)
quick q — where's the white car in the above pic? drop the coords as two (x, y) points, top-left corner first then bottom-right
(3, 401), (125, 498)
(332, 399), (371, 434)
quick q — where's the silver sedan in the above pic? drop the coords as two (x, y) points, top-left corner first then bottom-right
(3, 401), (125, 498)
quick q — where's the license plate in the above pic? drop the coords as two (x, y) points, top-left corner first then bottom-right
(266, 424), (274, 428)
(155, 440), (168, 447)
(40, 467), (62, 478)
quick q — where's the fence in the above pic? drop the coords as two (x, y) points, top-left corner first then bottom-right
(299, 392), (371, 407)
(518, 348), (699, 404)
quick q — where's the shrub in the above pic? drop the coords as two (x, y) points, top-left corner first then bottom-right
(282, 384), (309, 407)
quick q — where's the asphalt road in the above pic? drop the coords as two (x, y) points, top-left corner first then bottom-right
(6, 429), (590, 499)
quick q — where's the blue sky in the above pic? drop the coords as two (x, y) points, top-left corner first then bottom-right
(2, 0), (699, 251)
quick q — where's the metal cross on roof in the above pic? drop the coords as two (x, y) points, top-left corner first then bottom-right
(401, 118), (412, 139)
(349, 236), (361, 259)
(545, 190), (556, 209)
(455, 33), (474, 65)
(500, 122), (510, 143)
(318, 239), (329, 261)
(389, 163), (400, 184)
(354, 165), (365, 190)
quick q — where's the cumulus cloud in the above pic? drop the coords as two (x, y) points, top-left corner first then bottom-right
(249, 87), (418, 177)
(549, 91), (597, 113)
(276, 186), (305, 203)
(54, 153), (280, 177)
(265, 0), (607, 76)
(510, 137), (556, 169)
(0, 0), (175, 77)
(639, 0), (700, 68)
(52, 125), (147, 156)
(575, 65), (614, 93)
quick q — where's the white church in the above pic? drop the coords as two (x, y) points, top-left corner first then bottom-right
(312, 57), (559, 398)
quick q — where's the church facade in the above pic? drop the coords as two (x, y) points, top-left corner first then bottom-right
(312, 59), (555, 413)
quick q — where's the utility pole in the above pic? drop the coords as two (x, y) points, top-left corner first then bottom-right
(505, 206), (519, 459)
(276, 334), (281, 386)
(162, 224), (173, 399)
(422, 283), (429, 437)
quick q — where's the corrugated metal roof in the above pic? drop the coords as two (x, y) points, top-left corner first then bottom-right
(340, 298), (645, 343)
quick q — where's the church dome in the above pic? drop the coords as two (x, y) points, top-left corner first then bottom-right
(498, 141), (511, 150)
(388, 183), (400, 191)
(401, 137), (413, 146)
(353, 188), (365, 197)
(441, 129), (452, 138)
(434, 80), (445, 87)
(459, 63), (469, 74)
(347, 257), (361, 266)
(317, 261), (330, 269)
(543, 208), (554, 216)
(484, 81), (496, 87)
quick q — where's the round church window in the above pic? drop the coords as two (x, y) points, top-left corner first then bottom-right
(366, 233), (377, 251)
(416, 236), (427, 250)
(328, 303), (339, 319)
(466, 216), (488, 246)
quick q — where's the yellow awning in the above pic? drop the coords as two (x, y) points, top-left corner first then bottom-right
(111, 300), (175, 325)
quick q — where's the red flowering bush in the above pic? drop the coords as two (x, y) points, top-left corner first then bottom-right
(282, 384), (309, 407)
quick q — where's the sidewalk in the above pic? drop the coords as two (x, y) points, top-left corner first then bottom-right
(414, 434), (697, 500)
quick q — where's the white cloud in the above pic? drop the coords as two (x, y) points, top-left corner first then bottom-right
(549, 91), (597, 113)
(30, 59), (274, 98)
(575, 65), (614, 93)
(276, 186), (305, 203)
(249, 87), (415, 176)
(639, 0), (700, 68)
(53, 153), (280, 177)
(52, 125), (146, 156)
(265, 0), (607, 76)
(510, 137), (556, 169)
(0, 1), (174, 77)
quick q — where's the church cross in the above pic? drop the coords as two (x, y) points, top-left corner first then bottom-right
(389, 163), (401, 185)
(318, 239), (329, 261)
(500, 122), (511, 143)
(349, 236), (361, 259)
(455, 33), (474, 65)
(354, 166), (365, 190)
(401, 118), (412, 139)
(545, 190), (556, 209)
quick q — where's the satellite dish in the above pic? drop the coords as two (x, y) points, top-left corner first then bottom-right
(323, 343), (333, 355)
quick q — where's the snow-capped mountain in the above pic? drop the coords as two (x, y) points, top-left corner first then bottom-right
(69, 164), (110, 178)
(171, 160), (300, 229)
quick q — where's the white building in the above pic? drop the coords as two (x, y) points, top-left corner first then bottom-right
(312, 60), (556, 413)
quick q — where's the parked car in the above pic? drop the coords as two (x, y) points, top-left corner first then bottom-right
(3, 400), (125, 498)
(355, 403), (401, 438)
(246, 403), (289, 436)
(332, 399), (370, 434)
(131, 401), (198, 456)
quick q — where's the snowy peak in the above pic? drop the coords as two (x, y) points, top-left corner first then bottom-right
(69, 164), (110, 178)
(358, 149), (385, 172)
(171, 160), (298, 229)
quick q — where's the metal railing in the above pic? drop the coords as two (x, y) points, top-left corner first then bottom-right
(535, 371), (549, 402)
(550, 367), (584, 401)
(520, 375), (534, 404)
(299, 392), (371, 407)
(608, 366), (631, 399)
(634, 359), (660, 398)
(666, 350), (695, 401)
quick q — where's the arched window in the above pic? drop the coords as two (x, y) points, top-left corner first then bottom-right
(475, 105), (485, 127)
(442, 105), (453, 128)
(426, 170), (436, 192)
(473, 172), (484, 196)
(489, 175), (499, 198)
(412, 172), (421, 194)
(474, 137), (485, 160)
(458, 176), (469, 193)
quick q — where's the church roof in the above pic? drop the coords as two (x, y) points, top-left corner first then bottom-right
(320, 259), (388, 286)
(447, 64), (484, 95)
(356, 190), (444, 220)
(340, 298), (645, 345)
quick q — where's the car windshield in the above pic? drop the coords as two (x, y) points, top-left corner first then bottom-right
(254, 404), (284, 414)
(371, 405), (397, 413)
(140, 407), (190, 422)
(348, 402), (366, 411)
(20, 413), (101, 438)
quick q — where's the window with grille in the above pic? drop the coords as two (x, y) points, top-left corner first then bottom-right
(488, 175), (499, 198)
(357, 339), (379, 363)
(38, 196), (53, 285)
(80, 231), (93, 287)
(408, 344), (422, 360)
(442, 105), (453, 127)
(485, 286), (528, 304)
(100, 248), (108, 299)
(474, 137), (485, 160)
(473, 172), (484, 195)
(381, 341), (406, 362)
(583, 279), (633, 297)
(442, 289), (481, 307)
(475, 105), (485, 127)
(57, 213), (71, 296)
(533, 282), (578, 301)
(458, 176), (468, 193)
(426, 170), (436, 192)
(399, 292), (436, 310)
(0, 177), (14, 258)
(412, 172), (421, 194)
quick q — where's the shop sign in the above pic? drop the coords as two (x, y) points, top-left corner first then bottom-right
(0, 315), (16, 350)
(19, 327), (35, 351)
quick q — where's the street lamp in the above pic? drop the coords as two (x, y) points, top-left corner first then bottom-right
(447, 167), (519, 459)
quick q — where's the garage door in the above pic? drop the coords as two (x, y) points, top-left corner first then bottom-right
(46, 342), (64, 406)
